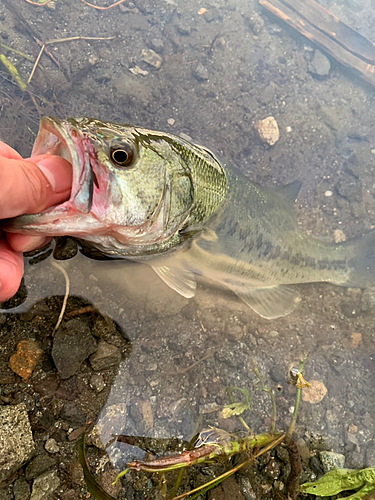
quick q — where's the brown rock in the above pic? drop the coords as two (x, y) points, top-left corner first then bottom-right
(9, 340), (43, 380)
(302, 380), (327, 404)
(208, 477), (244, 500)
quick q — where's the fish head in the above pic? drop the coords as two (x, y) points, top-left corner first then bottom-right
(7, 117), (209, 256)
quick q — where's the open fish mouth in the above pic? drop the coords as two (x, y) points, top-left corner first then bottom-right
(6, 117), (106, 234)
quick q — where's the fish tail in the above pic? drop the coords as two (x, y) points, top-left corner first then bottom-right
(345, 229), (375, 288)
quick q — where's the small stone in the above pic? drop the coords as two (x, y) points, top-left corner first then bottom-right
(309, 49), (331, 76)
(319, 451), (345, 472)
(25, 454), (56, 481)
(350, 332), (362, 349)
(90, 373), (105, 392)
(167, 118), (175, 126)
(149, 38), (163, 53)
(302, 380), (327, 404)
(296, 438), (311, 462)
(325, 190), (333, 197)
(44, 438), (59, 454)
(192, 62), (210, 81)
(129, 65), (148, 76)
(98, 470), (121, 498)
(89, 340), (121, 371)
(59, 403), (86, 428)
(52, 319), (97, 379)
(0, 404), (35, 483)
(254, 116), (279, 146)
(141, 48), (162, 69)
(14, 477), (31, 500)
(361, 287), (375, 312)
(333, 229), (346, 243)
(30, 470), (60, 500)
(9, 340), (43, 380)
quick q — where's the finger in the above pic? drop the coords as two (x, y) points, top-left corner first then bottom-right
(6, 234), (52, 253)
(0, 141), (23, 160)
(0, 238), (24, 302)
(0, 155), (72, 218)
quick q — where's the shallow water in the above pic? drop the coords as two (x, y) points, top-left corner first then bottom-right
(1, 0), (375, 498)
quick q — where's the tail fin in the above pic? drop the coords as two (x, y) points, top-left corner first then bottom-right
(346, 229), (375, 288)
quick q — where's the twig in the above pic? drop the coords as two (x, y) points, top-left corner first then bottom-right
(67, 305), (96, 317)
(51, 260), (70, 334)
(44, 35), (116, 44)
(24, 0), (54, 4)
(28, 44), (44, 84)
(80, 0), (128, 9)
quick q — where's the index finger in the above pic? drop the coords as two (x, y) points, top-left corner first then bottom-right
(0, 141), (23, 160)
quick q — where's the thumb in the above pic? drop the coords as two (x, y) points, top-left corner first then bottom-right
(0, 155), (72, 218)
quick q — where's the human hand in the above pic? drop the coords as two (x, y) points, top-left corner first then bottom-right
(0, 141), (72, 302)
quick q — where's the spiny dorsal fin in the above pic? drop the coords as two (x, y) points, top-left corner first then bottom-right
(278, 180), (302, 204)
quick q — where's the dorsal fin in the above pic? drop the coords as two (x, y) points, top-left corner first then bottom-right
(278, 180), (302, 203)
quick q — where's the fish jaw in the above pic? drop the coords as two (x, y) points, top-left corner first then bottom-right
(5, 117), (106, 236)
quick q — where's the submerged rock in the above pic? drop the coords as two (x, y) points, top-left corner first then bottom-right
(30, 470), (60, 500)
(0, 404), (35, 483)
(254, 116), (279, 146)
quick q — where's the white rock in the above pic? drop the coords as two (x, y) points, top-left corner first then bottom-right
(254, 116), (279, 146)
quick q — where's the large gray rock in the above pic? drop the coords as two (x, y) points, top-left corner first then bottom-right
(30, 471), (60, 500)
(0, 404), (35, 483)
(52, 318), (97, 379)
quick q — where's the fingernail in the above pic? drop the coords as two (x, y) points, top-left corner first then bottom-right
(36, 156), (72, 194)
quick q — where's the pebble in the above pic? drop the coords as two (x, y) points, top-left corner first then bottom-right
(302, 380), (327, 404)
(89, 340), (121, 371)
(141, 48), (162, 69)
(324, 190), (333, 197)
(52, 319), (97, 379)
(319, 451), (345, 472)
(350, 332), (362, 349)
(14, 477), (31, 500)
(59, 403), (86, 428)
(90, 373), (105, 392)
(44, 438), (60, 454)
(361, 287), (375, 312)
(30, 470), (60, 500)
(192, 62), (210, 81)
(309, 49), (331, 76)
(9, 340), (43, 380)
(333, 229), (346, 243)
(25, 454), (56, 481)
(0, 404), (35, 483)
(254, 116), (279, 146)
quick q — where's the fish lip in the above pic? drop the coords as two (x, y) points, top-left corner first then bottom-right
(32, 116), (93, 215)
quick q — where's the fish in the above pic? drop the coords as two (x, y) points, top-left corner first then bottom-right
(5, 116), (375, 319)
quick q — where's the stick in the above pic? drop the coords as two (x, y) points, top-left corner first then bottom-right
(51, 260), (70, 334)
(80, 0), (128, 9)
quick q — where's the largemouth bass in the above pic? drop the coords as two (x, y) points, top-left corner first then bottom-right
(5, 117), (375, 319)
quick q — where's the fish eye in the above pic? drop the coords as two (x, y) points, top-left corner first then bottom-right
(110, 144), (134, 167)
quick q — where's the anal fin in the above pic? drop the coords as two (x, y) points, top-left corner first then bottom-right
(152, 264), (197, 298)
(233, 284), (301, 319)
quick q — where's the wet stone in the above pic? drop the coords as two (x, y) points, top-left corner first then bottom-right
(52, 319), (97, 379)
(0, 404), (35, 483)
(361, 288), (375, 312)
(148, 38), (164, 53)
(308, 49), (331, 76)
(335, 175), (363, 203)
(13, 477), (31, 500)
(55, 377), (80, 401)
(33, 375), (60, 398)
(192, 62), (210, 81)
(9, 340), (43, 380)
(270, 365), (285, 383)
(319, 451), (345, 472)
(30, 470), (60, 500)
(89, 340), (121, 371)
(59, 403), (86, 428)
(44, 438), (59, 454)
(90, 373), (105, 392)
(141, 48), (162, 69)
(98, 470), (121, 498)
(254, 116), (280, 146)
(25, 454), (56, 481)
(0, 488), (13, 500)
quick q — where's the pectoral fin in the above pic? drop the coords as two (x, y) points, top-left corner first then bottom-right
(152, 264), (197, 298)
(233, 285), (302, 319)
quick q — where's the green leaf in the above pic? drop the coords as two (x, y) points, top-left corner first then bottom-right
(221, 402), (249, 418)
(300, 467), (375, 497)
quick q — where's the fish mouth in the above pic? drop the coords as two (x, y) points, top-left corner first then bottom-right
(6, 117), (98, 234)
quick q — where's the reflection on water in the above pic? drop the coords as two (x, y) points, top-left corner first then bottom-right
(1, 0), (375, 497)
